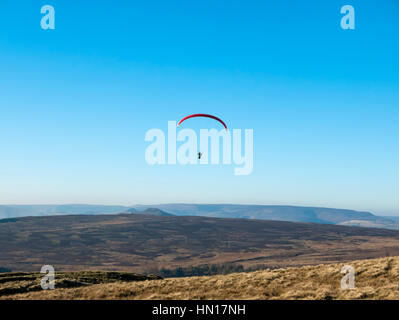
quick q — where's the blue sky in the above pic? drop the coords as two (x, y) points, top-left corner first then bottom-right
(0, 1), (398, 215)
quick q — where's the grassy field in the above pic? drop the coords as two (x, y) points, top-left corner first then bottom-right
(2, 256), (399, 300)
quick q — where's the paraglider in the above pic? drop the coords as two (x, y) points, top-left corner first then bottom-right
(177, 114), (228, 131)
(177, 114), (227, 161)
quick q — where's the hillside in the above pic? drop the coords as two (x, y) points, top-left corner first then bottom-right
(3, 256), (399, 300)
(125, 208), (173, 216)
(2, 214), (399, 273)
(0, 271), (161, 298)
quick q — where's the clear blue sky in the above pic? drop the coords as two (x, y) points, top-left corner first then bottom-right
(0, 0), (398, 215)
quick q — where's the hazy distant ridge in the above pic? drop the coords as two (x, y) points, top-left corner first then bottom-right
(132, 204), (399, 230)
(0, 203), (398, 230)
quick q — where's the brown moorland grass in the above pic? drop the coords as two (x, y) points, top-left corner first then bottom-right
(3, 256), (399, 300)
(2, 214), (399, 273)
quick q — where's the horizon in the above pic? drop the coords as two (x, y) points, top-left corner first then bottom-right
(0, 202), (397, 217)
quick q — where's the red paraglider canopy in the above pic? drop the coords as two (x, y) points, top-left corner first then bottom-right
(177, 114), (228, 131)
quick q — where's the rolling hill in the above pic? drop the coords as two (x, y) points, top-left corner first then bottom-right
(133, 204), (399, 228)
(1, 204), (398, 230)
(1, 214), (399, 273)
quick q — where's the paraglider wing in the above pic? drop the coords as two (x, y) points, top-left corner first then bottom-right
(177, 114), (228, 131)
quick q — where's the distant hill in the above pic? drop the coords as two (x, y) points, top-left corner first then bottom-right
(1, 214), (399, 273)
(0, 204), (129, 219)
(132, 204), (399, 230)
(1, 203), (398, 230)
(126, 208), (173, 216)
